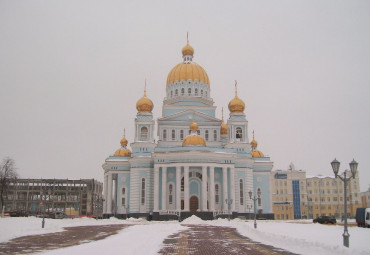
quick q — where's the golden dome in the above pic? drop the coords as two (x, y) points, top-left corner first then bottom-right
(120, 137), (128, 147)
(250, 131), (264, 158)
(190, 120), (198, 131)
(182, 42), (194, 56)
(114, 131), (131, 157)
(114, 148), (131, 157)
(251, 139), (257, 149)
(166, 62), (210, 86)
(136, 90), (153, 113)
(251, 150), (264, 157)
(221, 123), (228, 135)
(182, 120), (206, 146)
(228, 81), (245, 113)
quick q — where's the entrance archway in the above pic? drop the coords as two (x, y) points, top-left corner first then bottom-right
(190, 196), (199, 212)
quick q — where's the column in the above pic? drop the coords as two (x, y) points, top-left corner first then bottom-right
(230, 166), (236, 211)
(202, 165), (207, 211)
(154, 165), (159, 212)
(161, 167), (167, 211)
(176, 166), (181, 211)
(184, 166), (190, 211)
(222, 167), (228, 210)
(210, 167), (215, 211)
(103, 174), (108, 213)
(107, 173), (113, 214)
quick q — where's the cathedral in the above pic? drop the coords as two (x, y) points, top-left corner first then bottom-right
(102, 40), (274, 220)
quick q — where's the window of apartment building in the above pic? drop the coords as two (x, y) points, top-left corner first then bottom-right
(205, 130), (209, 141)
(163, 129), (167, 141)
(213, 130), (217, 141)
(180, 130), (184, 140)
(215, 184), (219, 204)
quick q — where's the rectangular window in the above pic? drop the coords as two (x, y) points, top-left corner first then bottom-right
(121, 197), (126, 206)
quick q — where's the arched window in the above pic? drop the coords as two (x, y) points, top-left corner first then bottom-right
(141, 178), (146, 205)
(140, 126), (148, 141)
(172, 129), (176, 140)
(205, 91), (207, 97)
(195, 88), (198, 96)
(188, 88), (191, 95)
(239, 180), (244, 205)
(180, 130), (184, 140)
(215, 184), (219, 204)
(181, 88), (185, 96)
(169, 184), (173, 204)
(121, 187), (126, 207)
(236, 127), (243, 139)
(175, 89), (178, 97)
(197, 130), (200, 135)
(201, 90), (203, 97)
(205, 130), (209, 141)
(258, 188), (262, 207)
(163, 129), (167, 141)
(170, 91), (173, 98)
(213, 130), (217, 141)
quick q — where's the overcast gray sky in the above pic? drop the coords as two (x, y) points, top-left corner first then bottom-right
(1, 1), (369, 191)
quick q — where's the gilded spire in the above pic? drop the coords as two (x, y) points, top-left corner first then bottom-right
(235, 80), (238, 97)
(222, 107), (224, 122)
(144, 79), (147, 97)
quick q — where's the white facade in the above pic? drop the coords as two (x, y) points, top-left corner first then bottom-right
(102, 41), (274, 220)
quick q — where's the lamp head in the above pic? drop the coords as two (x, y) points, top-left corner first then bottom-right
(248, 190), (252, 199)
(331, 158), (340, 177)
(349, 159), (358, 178)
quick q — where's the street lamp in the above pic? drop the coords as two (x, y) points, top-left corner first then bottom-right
(331, 158), (358, 248)
(246, 204), (252, 219)
(225, 199), (233, 221)
(249, 189), (261, 229)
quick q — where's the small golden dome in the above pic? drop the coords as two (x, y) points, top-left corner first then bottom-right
(182, 42), (194, 56)
(182, 120), (206, 146)
(221, 123), (228, 135)
(190, 120), (198, 131)
(120, 137), (128, 147)
(251, 150), (264, 157)
(114, 148), (131, 157)
(251, 139), (257, 149)
(228, 81), (245, 113)
(166, 62), (209, 86)
(136, 90), (153, 113)
(250, 130), (264, 158)
(114, 130), (131, 157)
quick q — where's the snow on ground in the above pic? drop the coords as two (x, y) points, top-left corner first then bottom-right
(1, 216), (369, 255)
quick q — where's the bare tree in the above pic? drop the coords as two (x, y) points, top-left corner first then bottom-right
(0, 157), (18, 213)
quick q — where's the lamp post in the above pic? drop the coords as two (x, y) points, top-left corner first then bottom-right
(249, 190), (261, 229)
(225, 199), (233, 221)
(331, 158), (358, 248)
(246, 204), (252, 220)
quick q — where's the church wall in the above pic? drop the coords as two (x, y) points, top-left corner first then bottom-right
(253, 173), (272, 213)
(116, 172), (130, 214)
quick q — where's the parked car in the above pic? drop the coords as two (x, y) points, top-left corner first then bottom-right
(313, 216), (336, 224)
(356, 208), (370, 228)
(50, 212), (65, 219)
(9, 210), (29, 217)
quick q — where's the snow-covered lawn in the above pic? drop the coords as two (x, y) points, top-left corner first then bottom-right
(0, 216), (369, 255)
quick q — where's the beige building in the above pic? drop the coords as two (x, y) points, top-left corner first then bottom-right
(360, 186), (370, 208)
(271, 164), (308, 220)
(271, 165), (362, 220)
(1, 179), (103, 217)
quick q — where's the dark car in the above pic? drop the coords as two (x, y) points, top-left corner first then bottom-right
(9, 210), (29, 217)
(313, 216), (337, 224)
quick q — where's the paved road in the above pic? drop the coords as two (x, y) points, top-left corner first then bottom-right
(159, 225), (299, 255)
(0, 224), (127, 254)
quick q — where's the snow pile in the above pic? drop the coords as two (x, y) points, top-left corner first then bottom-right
(181, 215), (207, 225)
